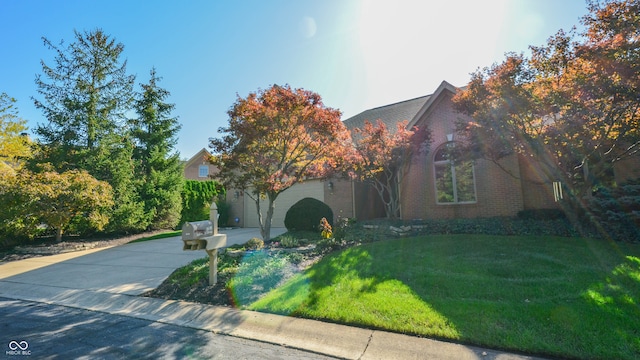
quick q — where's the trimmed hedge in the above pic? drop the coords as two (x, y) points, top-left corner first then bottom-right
(517, 208), (566, 221)
(284, 197), (333, 232)
(179, 180), (225, 228)
(359, 217), (581, 238)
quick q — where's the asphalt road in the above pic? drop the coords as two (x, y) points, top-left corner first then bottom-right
(0, 297), (335, 360)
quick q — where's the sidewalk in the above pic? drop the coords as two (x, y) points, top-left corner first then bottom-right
(0, 229), (546, 360)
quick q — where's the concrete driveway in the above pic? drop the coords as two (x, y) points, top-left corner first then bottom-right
(0, 227), (286, 295)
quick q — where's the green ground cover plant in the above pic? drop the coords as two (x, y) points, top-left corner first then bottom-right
(250, 234), (640, 360)
(130, 230), (181, 243)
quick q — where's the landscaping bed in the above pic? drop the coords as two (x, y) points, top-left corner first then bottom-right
(143, 232), (330, 307)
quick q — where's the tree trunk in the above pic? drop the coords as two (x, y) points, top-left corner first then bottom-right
(252, 191), (275, 241)
(253, 195), (265, 239)
(55, 227), (63, 243)
(262, 194), (276, 241)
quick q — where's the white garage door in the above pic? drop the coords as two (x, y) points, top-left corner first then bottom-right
(244, 180), (325, 228)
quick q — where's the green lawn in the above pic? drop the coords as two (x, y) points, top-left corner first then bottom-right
(250, 235), (640, 360)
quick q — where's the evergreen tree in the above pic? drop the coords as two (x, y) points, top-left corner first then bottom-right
(32, 29), (146, 232)
(131, 68), (183, 229)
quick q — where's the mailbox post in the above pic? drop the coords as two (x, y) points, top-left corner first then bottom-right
(207, 202), (221, 285)
(181, 202), (227, 285)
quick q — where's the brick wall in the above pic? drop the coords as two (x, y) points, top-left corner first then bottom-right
(517, 155), (559, 210)
(614, 154), (640, 184)
(184, 161), (218, 181)
(401, 91), (526, 220)
(324, 178), (356, 221)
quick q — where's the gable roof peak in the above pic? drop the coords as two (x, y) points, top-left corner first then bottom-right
(342, 81), (462, 132)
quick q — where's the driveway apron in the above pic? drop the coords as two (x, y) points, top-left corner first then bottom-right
(0, 228), (285, 296)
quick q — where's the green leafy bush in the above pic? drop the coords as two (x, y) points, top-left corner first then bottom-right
(216, 200), (231, 227)
(279, 235), (300, 248)
(517, 208), (566, 220)
(333, 217), (356, 241)
(359, 217), (581, 238)
(284, 197), (333, 232)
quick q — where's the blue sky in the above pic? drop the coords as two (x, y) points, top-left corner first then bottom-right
(1, 0), (589, 159)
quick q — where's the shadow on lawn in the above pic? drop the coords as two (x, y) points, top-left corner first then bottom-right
(254, 237), (640, 359)
(303, 247), (377, 310)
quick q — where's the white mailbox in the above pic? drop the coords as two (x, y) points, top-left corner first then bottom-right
(180, 204), (228, 285)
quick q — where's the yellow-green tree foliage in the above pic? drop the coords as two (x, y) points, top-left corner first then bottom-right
(0, 93), (30, 174)
(1, 167), (114, 242)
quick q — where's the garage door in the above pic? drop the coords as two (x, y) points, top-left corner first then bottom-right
(244, 180), (325, 228)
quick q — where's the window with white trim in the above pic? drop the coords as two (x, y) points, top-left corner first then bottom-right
(433, 143), (476, 204)
(198, 165), (209, 178)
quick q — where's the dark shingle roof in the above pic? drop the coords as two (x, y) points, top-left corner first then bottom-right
(343, 95), (431, 133)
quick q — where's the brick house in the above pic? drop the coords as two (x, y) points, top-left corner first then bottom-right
(183, 148), (217, 181)
(224, 80), (640, 227)
(224, 81), (559, 227)
(336, 80), (561, 221)
(340, 80), (640, 221)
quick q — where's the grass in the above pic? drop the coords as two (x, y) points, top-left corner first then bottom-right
(169, 256), (212, 286)
(250, 234), (640, 360)
(227, 251), (296, 305)
(130, 230), (181, 243)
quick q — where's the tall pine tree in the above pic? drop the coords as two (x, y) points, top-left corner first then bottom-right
(32, 29), (146, 232)
(131, 68), (183, 229)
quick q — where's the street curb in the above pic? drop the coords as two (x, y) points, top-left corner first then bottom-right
(0, 281), (546, 360)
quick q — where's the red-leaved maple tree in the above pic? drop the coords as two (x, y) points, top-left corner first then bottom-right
(209, 85), (353, 240)
(351, 120), (430, 219)
(452, 0), (640, 201)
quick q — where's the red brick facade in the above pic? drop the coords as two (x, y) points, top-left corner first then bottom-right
(323, 178), (357, 220)
(343, 81), (567, 222)
(217, 80), (639, 227)
(399, 90), (531, 220)
(183, 148), (218, 181)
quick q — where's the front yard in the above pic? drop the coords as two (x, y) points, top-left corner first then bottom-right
(146, 229), (640, 360)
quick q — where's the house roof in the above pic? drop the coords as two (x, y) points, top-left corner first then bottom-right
(343, 95), (430, 132)
(184, 148), (212, 169)
(342, 80), (459, 132)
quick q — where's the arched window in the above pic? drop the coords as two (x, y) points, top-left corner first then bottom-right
(433, 143), (476, 204)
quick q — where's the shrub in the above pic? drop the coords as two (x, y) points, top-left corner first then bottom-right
(359, 217), (581, 238)
(245, 237), (264, 250)
(585, 179), (640, 242)
(216, 200), (230, 227)
(179, 180), (224, 228)
(333, 217), (356, 241)
(279, 235), (300, 248)
(517, 208), (566, 220)
(284, 197), (333, 232)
